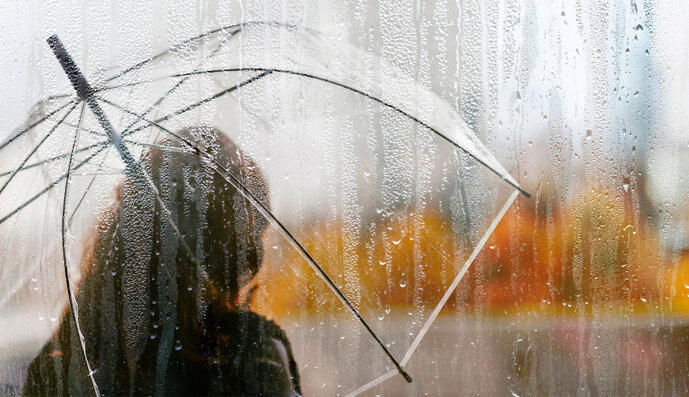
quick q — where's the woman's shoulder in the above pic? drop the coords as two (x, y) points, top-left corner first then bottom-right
(197, 306), (302, 396)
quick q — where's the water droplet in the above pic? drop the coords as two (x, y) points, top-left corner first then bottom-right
(622, 177), (630, 192)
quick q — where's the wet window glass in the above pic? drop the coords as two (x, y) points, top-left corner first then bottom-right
(1, 1), (688, 395)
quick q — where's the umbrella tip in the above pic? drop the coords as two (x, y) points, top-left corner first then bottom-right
(399, 368), (413, 383)
(47, 34), (60, 47)
(503, 177), (531, 198)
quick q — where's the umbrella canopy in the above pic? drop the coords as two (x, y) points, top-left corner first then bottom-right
(0, 22), (527, 395)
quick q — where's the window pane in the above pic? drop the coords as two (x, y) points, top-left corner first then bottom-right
(1, 1), (687, 395)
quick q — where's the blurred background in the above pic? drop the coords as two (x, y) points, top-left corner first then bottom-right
(2, 0), (689, 395)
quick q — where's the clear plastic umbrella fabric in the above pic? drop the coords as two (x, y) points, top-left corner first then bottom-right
(0, 22), (524, 395)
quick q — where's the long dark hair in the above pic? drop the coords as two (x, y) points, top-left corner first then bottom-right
(24, 127), (300, 396)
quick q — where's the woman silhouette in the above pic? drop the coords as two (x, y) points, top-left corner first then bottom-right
(23, 127), (300, 396)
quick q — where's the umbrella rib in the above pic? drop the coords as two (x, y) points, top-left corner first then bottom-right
(116, 72), (197, 137)
(60, 102), (101, 396)
(68, 171), (125, 177)
(60, 119), (107, 137)
(124, 140), (194, 154)
(116, 31), (235, 140)
(274, 68), (529, 197)
(346, 190), (520, 396)
(65, 144), (117, 228)
(95, 29), (242, 93)
(0, 141), (108, 178)
(99, 26), (241, 84)
(99, 20), (296, 85)
(0, 98), (76, 152)
(164, 67), (531, 197)
(399, 190), (519, 366)
(0, 101), (80, 197)
(95, 79), (180, 92)
(94, 97), (413, 383)
(44, 93), (73, 101)
(118, 70), (272, 140)
(142, 70), (272, 127)
(0, 144), (109, 226)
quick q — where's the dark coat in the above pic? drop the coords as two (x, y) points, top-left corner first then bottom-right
(23, 308), (300, 396)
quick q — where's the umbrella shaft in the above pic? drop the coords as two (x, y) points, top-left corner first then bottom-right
(83, 96), (126, 160)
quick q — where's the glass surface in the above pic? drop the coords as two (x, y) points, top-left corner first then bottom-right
(1, 1), (688, 395)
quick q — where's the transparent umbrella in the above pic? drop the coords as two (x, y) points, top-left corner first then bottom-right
(0, 21), (528, 395)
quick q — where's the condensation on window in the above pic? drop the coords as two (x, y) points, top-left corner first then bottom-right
(1, 1), (688, 396)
